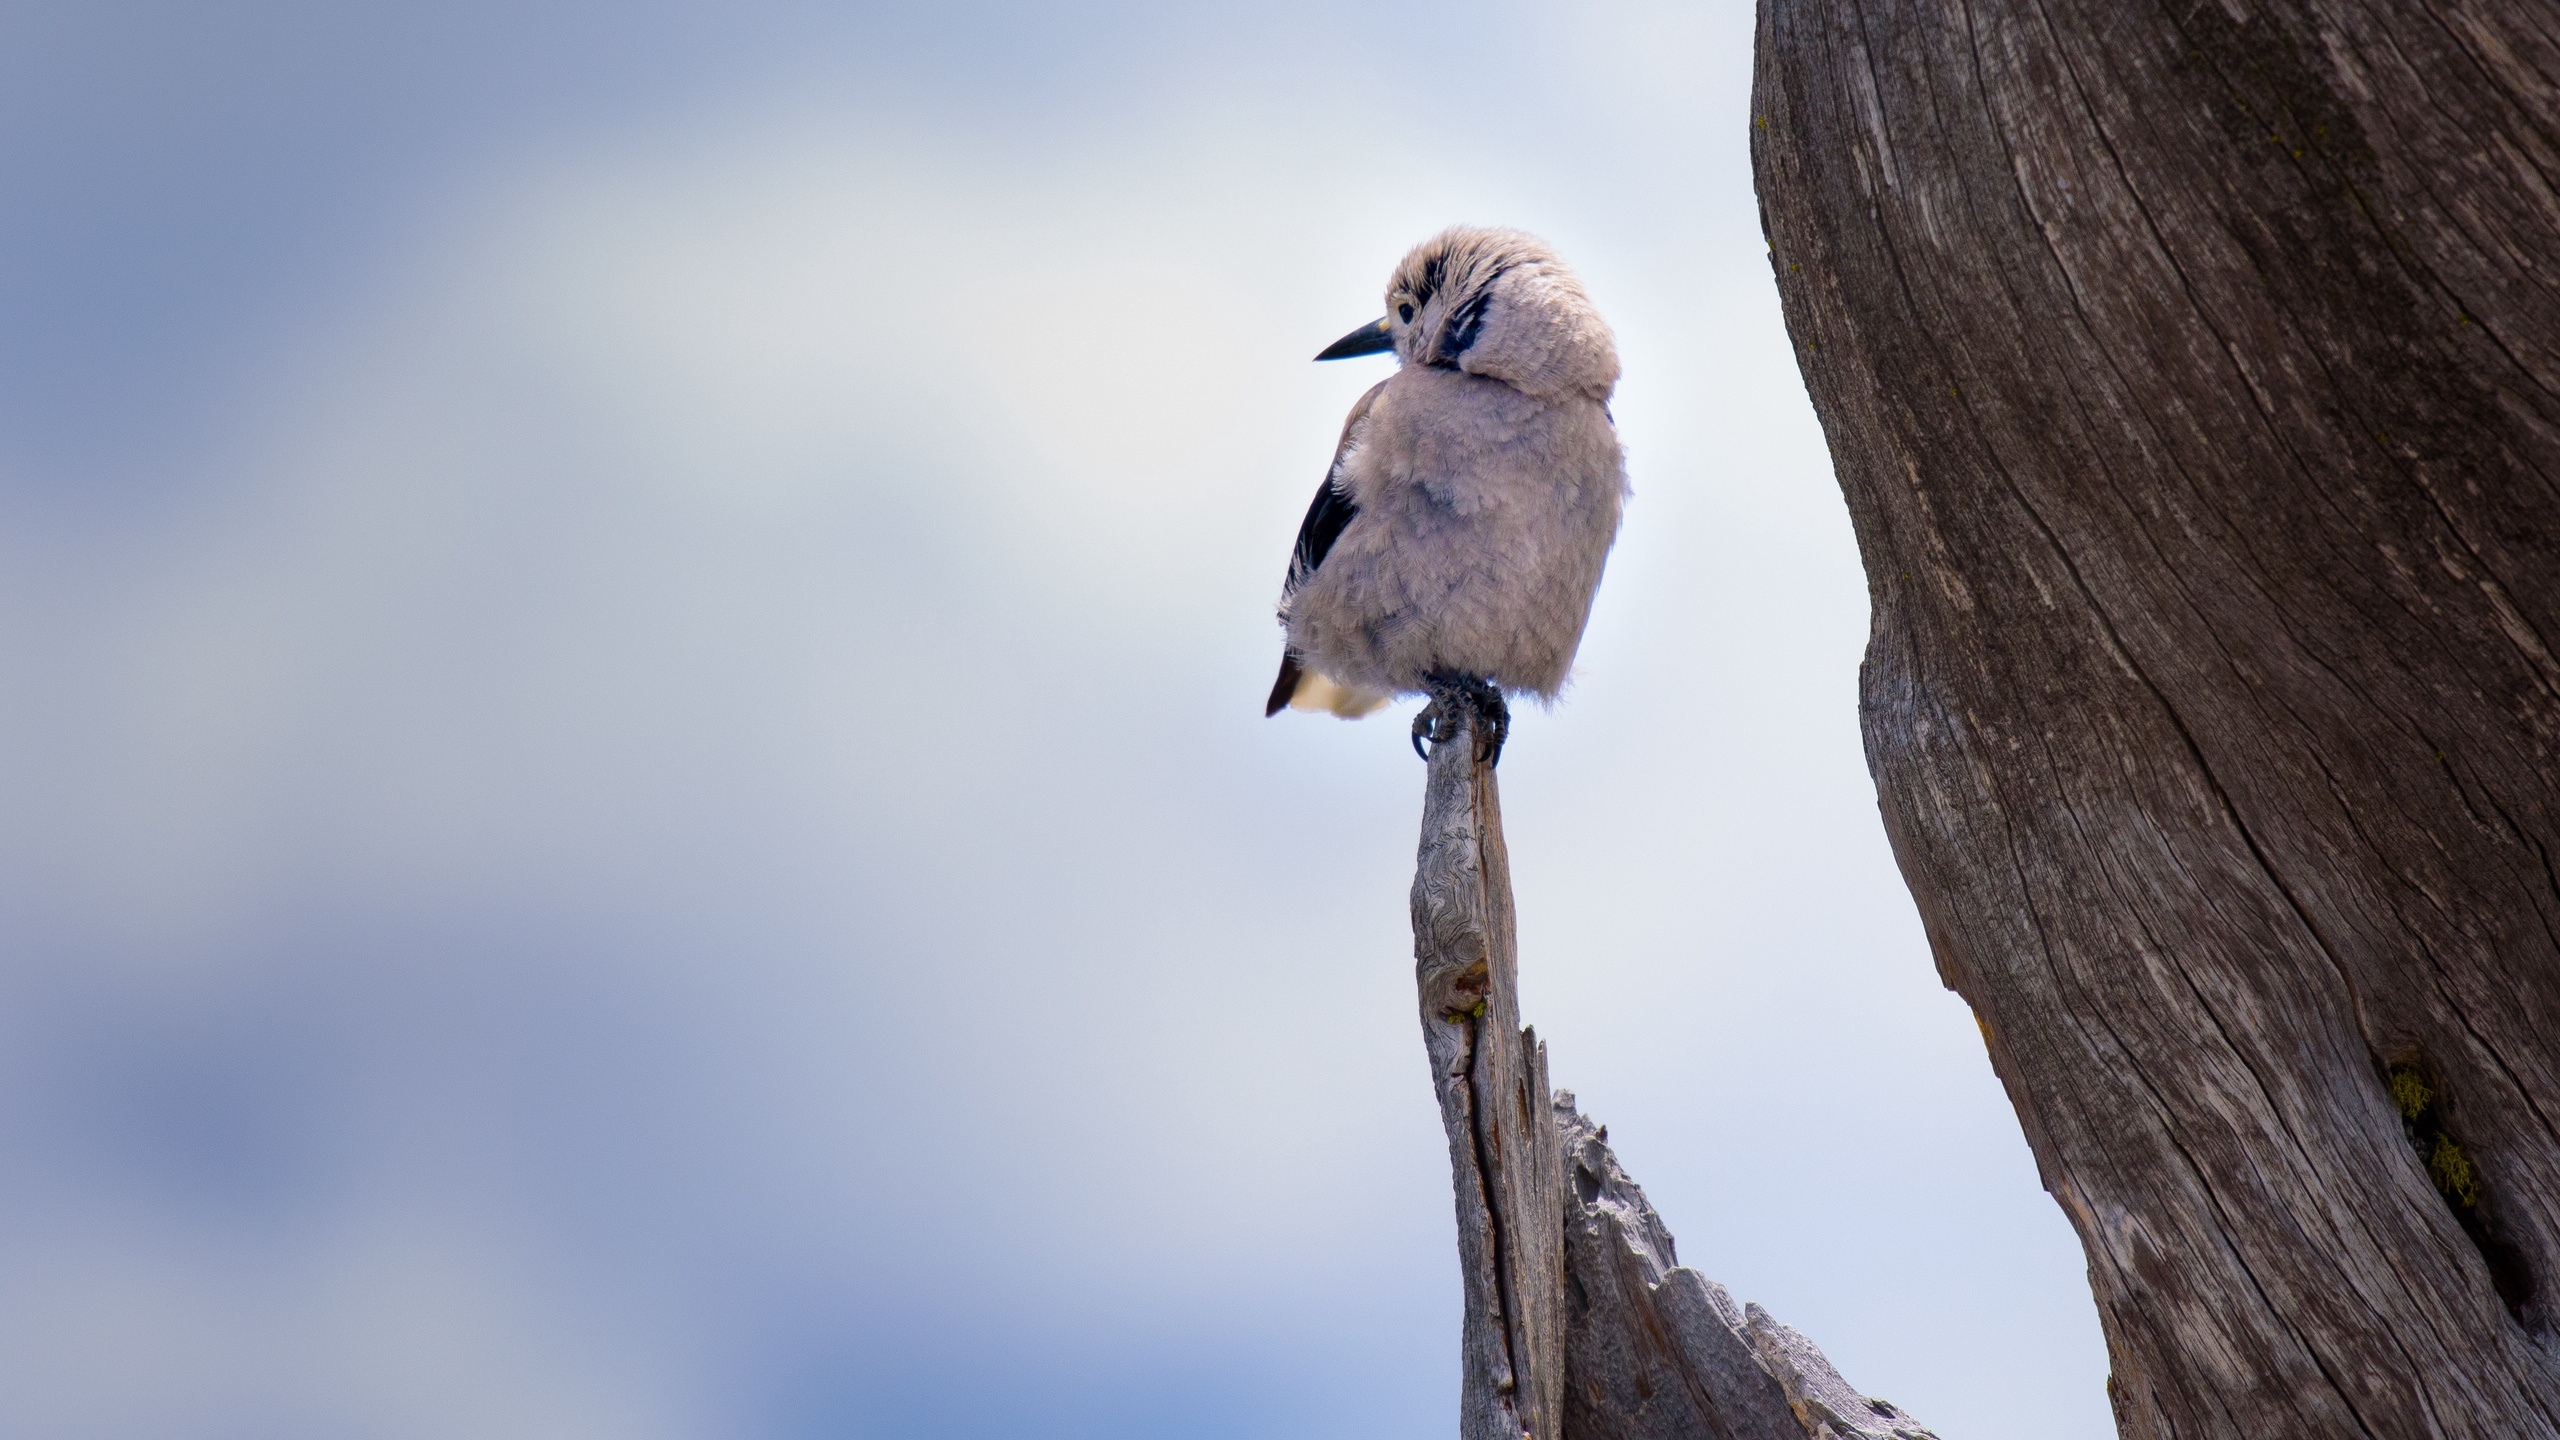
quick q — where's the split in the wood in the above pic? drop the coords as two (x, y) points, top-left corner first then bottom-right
(2382, 1056), (2539, 1328)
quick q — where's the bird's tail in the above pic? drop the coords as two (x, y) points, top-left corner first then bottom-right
(1265, 653), (1390, 719)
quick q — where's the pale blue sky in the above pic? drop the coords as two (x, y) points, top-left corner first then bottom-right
(0, 3), (2110, 1436)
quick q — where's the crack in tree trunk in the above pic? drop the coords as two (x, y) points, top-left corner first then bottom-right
(1465, 1012), (1526, 1399)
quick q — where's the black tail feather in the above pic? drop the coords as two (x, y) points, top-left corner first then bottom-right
(1264, 653), (1303, 717)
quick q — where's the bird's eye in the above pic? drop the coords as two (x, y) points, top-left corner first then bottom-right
(1398, 302), (1416, 323)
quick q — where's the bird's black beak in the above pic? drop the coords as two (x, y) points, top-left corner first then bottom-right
(1314, 317), (1395, 361)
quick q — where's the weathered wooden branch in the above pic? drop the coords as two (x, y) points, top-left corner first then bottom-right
(1412, 718), (1567, 1440)
(1556, 1093), (1941, 1440)
(1412, 715), (1941, 1439)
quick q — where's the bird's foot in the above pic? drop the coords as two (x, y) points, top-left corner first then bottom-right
(1412, 698), (1452, 761)
(1463, 676), (1509, 767)
(1413, 672), (1510, 767)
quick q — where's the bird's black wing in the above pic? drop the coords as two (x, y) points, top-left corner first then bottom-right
(1282, 379), (1387, 594)
(1266, 379), (1387, 717)
(1285, 469), (1360, 590)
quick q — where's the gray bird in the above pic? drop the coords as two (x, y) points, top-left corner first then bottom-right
(1265, 226), (1626, 764)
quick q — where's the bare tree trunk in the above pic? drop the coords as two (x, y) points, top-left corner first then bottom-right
(1752, 0), (2560, 1434)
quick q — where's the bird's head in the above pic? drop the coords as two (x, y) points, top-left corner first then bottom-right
(1315, 226), (1618, 401)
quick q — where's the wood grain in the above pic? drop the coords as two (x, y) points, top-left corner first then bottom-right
(1414, 717), (1566, 1440)
(1752, 0), (2560, 1432)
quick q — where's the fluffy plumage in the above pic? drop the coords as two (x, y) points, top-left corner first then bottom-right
(1268, 226), (1626, 718)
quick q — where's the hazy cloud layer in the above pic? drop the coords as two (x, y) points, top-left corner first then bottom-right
(0, 3), (2108, 1436)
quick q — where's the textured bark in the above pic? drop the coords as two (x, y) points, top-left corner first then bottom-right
(1414, 719), (1567, 1440)
(1752, 0), (2560, 1434)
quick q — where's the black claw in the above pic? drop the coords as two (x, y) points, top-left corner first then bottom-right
(1411, 696), (1449, 760)
(1471, 682), (1509, 767)
(1477, 691), (1510, 767)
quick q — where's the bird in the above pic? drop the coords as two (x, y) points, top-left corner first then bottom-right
(1264, 226), (1626, 766)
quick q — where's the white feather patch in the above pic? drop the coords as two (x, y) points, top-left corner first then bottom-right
(1288, 670), (1392, 719)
